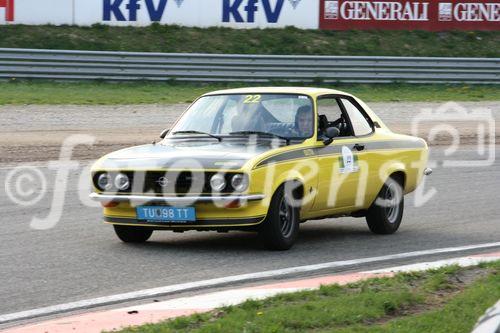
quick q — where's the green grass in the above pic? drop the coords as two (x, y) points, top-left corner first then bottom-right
(1, 25), (499, 57)
(0, 81), (499, 105)
(112, 262), (500, 333)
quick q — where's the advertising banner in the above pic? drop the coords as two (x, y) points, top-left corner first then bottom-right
(1, 0), (498, 31)
(320, 0), (500, 31)
(0, 0), (319, 29)
(0, 0), (14, 22)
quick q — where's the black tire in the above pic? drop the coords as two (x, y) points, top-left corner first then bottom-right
(113, 225), (153, 243)
(258, 185), (300, 251)
(366, 175), (404, 235)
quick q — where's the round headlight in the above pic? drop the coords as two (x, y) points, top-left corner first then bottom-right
(231, 174), (248, 192)
(210, 174), (226, 192)
(97, 173), (113, 191)
(114, 173), (130, 191)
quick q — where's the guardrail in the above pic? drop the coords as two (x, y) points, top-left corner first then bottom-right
(0, 48), (499, 84)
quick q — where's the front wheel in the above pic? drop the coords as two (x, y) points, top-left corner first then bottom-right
(113, 225), (153, 243)
(258, 185), (300, 251)
(366, 175), (404, 235)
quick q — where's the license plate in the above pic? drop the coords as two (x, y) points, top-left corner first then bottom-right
(136, 206), (196, 223)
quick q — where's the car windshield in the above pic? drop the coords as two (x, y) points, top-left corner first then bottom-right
(168, 94), (314, 140)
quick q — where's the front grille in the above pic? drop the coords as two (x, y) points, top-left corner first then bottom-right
(93, 171), (240, 195)
(144, 171), (209, 195)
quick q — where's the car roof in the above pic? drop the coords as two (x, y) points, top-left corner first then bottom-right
(202, 87), (352, 98)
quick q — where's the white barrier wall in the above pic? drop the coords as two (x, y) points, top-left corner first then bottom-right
(14, 0), (73, 25)
(1, 0), (320, 28)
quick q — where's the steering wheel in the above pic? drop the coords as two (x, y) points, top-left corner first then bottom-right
(330, 116), (344, 127)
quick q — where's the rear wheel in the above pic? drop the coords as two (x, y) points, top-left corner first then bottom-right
(258, 185), (300, 251)
(366, 175), (404, 235)
(113, 225), (153, 243)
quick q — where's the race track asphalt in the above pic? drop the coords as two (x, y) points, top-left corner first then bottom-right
(0, 146), (499, 319)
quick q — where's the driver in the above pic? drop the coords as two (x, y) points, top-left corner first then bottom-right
(293, 105), (313, 137)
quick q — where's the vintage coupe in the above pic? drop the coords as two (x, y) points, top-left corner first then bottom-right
(90, 87), (431, 250)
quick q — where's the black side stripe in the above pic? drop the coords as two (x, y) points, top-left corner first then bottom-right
(255, 140), (425, 168)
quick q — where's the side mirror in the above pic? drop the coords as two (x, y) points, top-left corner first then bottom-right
(160, 129), (170, 139)
(323, 127), (340, 145)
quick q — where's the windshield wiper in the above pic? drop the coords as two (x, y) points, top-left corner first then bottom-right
(229, 131), (290, 145)
(172, 130), (222, 142)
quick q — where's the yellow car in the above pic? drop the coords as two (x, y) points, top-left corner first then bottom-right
(90, 87), (431, 250)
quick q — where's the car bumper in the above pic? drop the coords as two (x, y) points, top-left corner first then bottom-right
(90, 193), (268, 228)
(103, 215), (266, 228)
(89, 193), (266, 204)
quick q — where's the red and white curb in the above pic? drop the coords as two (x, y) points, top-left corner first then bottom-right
(3, 250), (499, 333)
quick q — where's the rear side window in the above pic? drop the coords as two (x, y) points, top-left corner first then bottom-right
(340, 98), (373, 136)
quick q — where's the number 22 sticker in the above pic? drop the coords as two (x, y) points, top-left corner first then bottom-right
(243, 95), (261, 104)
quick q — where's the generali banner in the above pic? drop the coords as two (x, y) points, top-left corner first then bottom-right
(320, 0), (499, 30)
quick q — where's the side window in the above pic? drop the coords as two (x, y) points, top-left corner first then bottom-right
(340, 98), (373, 136)
(317, 97), (353, 138)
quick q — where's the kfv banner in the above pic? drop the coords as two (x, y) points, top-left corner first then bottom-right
(99, 0), (318, 27)
(320, 0), (500, 31)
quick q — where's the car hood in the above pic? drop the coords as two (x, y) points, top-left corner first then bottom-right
(95, 140), (273, 170)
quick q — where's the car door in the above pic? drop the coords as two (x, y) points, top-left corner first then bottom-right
(311, 95), (374, 213)
(338, 97), (376, 209)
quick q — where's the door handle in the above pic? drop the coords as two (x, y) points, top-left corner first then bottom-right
(353, 144), (365, 151)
